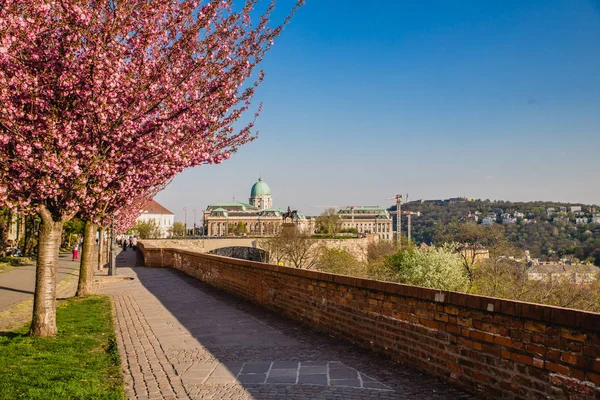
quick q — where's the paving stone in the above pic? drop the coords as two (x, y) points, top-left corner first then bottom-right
(297, 374), (328, 385)
(237, 373), (267, 384)
(363, 382), (393, 390)
(268, 368), (298, 377)
(241, 362), (271, 374)
(329, 368), (358, 380)
(300, 361), (328, 366)
(299, 365), (327, 374)
(266, 375), (297, 384)
(272, 361), (299, 369)
(330, 379), (362, 387)
(204, 375), (237, 385)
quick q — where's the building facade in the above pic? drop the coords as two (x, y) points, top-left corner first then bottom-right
(136, 199), (175, 238)
(204, 178), (313, 237)
(337, 206), (393, 240)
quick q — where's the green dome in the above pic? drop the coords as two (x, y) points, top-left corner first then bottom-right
(250, 178), (271, 197)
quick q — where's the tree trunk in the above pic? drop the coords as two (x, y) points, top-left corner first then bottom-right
(76, 220), (97, 296)
(97, 227), (105, 271)
(0, 209), (12, 255)
(23, 215), (36, 257)
(30, 208), (63, 337)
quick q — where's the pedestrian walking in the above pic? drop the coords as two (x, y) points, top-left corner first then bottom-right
(122, 240), (127, 252)
(72, 243), (79, 261)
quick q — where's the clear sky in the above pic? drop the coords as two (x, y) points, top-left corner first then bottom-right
(157, 0), (600, 222)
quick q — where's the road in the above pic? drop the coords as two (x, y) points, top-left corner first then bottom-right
(0, 253), (79, 311)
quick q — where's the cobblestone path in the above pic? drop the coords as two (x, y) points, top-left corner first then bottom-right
(100, 251), (474, 400)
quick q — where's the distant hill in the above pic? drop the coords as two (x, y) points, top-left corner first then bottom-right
(389, 199), (600, 265)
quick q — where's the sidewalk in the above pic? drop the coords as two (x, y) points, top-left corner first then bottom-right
(0, 253), (80, 331)
(100, 250), (474, 400)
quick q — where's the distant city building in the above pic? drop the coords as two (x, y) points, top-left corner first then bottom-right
(570, 206), (582, 216)
(547, 207), (555, 217)
(527, 263), (599, 285)
(458, 245), (490, 264)
(203, 178), (313, 237)
(481, 216), (496, 226)
(136, 199), (175, 238)
(593, 215), (600, 224)
(576, 217), (589, 225)
(461, 212), (479, 224)
(337, 206), (393, 240)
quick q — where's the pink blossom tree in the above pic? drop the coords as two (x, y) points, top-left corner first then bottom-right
(0, 0), (302, 336)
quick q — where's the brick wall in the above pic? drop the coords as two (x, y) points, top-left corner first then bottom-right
(138, 243), (600, 399)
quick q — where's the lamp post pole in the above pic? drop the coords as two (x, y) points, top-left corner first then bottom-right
(108, 216), (116, 276)
(193, 208), (196, 237)
(183, 207), (187, 237)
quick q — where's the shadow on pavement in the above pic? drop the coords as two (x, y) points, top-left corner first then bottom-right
(124, 251), (470, 400)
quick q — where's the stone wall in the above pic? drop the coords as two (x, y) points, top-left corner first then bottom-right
(137, 244), (600, 399)
(139, 237), (372, 262)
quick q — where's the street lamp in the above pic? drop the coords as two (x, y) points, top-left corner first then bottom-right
(108, 216), (116, 276)
(183, 207), (187, 237)
(193, 208), (197, 237)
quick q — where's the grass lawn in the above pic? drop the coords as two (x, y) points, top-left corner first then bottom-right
(0, 296), (125, 399)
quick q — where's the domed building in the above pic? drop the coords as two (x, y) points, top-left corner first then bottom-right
(203, 177), (313, 237)
(249, 177), (272, 210)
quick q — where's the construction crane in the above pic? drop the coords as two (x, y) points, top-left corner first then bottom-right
(400, 210), (421, 242)
(386, 194), (403, 249)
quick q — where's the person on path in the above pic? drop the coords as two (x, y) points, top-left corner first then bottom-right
(131, 237), (137, 250)
(72, 243), (79, 261)
(122, 239), (127, 252)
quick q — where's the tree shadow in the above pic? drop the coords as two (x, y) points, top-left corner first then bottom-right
(126, 258), (455, 398)
(0, 286), (33, 295)
(0, 331), (27, 339)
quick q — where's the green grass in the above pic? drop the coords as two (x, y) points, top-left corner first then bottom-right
(0, 296), (125, 400)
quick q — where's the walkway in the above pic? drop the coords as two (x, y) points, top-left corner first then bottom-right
(100, 250), (474, 400)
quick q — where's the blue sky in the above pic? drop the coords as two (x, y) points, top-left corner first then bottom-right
(157, 0), (600, 221)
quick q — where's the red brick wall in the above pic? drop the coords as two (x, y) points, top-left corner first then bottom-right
(139, 244), (600, 399)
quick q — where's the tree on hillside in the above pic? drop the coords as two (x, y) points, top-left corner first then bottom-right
(436, 223), (514, 282)
(316, 208), (342, 235)
(385, 244), (469, 292)
(0, 0), (302, 336)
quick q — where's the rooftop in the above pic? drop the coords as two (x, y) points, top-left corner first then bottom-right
(141, 199), (174, 215)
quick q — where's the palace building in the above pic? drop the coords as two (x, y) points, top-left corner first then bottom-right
(337, 206), (393, 240)
(203, 178), (313, 237)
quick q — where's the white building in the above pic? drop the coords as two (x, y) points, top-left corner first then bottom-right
(481, 216), (496, 226)
(136, 199), (175, 238)
(576, 217), (589, 225)
(593, 215), (600, 224)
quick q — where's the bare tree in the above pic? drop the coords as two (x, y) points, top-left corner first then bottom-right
(260, 230), (318, 268)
